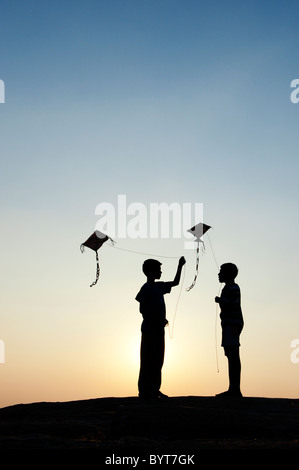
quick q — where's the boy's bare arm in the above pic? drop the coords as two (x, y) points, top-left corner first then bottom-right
(171, 256), (186, 286)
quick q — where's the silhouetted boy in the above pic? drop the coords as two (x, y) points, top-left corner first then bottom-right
(136, 256), (186, 399)
(215, 263), (244, 397)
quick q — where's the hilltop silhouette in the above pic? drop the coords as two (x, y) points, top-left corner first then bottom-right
(0, 395), (298, 452)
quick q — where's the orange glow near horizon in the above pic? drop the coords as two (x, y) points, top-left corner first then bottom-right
(1, 294), (298, 409)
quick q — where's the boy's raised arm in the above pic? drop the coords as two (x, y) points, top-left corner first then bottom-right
(171, 256), (186, 286)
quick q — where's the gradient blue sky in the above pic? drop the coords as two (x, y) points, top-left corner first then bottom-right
(0, 0), (298, 407)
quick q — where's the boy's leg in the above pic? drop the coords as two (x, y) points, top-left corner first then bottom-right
(153, 330), (165, 395)
(138, 331), (154, 397)
(216, 346), (242, 397)
(217, 325), (242, 397)
(226, 346), (242, 395)
(138, 330), (164, 398)
(139, 329), (166, 398)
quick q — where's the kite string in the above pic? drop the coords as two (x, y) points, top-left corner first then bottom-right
(168, 265), (186, 339)
(215, 285), (221, 373)
(108, 242), (180, 259)
(206, 232), (219, 270)
(107, 242), (185, 339)
(205, 233), (221, 372)
(107, 237), (218, 349)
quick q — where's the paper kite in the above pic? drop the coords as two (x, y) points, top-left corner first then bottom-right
(186, 222), (211, 291)
(80, 230), (113, 287)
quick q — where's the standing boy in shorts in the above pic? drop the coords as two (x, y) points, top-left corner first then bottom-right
(215, 263), (244, 397)
(136, 256), (186, 399)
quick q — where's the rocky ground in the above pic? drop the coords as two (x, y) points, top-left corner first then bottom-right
(0, 395), (298, 458)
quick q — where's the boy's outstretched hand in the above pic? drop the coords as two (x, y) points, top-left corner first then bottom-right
(179, 256), (186, 266)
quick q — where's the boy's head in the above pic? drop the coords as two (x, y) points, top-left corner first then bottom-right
(142, 259), (162, 280)
(218, 263), (238, 283)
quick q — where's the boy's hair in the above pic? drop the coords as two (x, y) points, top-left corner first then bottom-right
(142, 259), (161, 276)
(220, 263), (238, 280)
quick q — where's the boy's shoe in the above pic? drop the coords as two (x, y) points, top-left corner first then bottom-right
(158, 391), (169, 399)
(139, 391), (169, 399)
(139, 392), (158, 399)
(216, 390), (243, 398)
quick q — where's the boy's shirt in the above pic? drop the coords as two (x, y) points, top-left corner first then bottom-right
(136, 281), (172, 331)
(219, 282), (244, 328)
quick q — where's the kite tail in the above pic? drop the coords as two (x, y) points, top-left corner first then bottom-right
(186, 240), (205, 291)
(90, 251), (100, 287)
